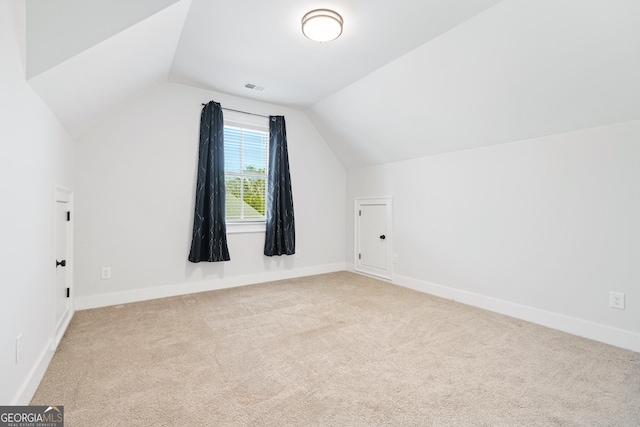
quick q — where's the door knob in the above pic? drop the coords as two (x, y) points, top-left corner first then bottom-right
(379, 235), (386, 240)
(56, 260), (66, 267)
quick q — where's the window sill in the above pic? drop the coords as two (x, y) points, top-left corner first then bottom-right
(227, 221), (266, 234)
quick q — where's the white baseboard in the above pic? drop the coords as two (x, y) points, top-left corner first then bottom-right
(53, 307), (74, 350)
(391, 273), (640, 353)
(76, 263), (346, 310)
(12, 339), (55, 405)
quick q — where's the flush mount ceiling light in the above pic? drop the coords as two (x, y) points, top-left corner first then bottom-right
(302, 9), (343, 42)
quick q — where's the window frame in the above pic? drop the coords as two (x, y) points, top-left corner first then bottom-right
(223, 111), (269, 234)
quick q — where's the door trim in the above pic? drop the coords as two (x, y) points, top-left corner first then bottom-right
(354, 197), (393, 280)
(53, 186), (74, 350)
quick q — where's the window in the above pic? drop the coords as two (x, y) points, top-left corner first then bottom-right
(223, 111), (269, 225)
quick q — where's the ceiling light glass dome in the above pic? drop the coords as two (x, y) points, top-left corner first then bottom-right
(302, 9), (343, 42)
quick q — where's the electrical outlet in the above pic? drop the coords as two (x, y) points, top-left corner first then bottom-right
(609, 292), (625, 310)
(393, 254), (398, 264)
(16, 334), (23, 363)
(295, 250), (301, 259)
(101, 267), (111, 280)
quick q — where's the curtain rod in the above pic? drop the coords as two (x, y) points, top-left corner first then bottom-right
(201, 103), (269, 119)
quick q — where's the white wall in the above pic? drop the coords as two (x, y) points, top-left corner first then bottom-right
(0, 0), (76, 404)
(74, 82), (346, 308)
(348, 120), (640, 351)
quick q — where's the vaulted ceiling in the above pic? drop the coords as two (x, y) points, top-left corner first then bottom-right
(25, 0), (640, 169)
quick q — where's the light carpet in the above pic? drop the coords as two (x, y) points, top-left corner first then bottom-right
(32, 272), (640, 426)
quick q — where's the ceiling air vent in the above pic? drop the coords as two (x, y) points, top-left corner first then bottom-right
(244, 83), (265, 92)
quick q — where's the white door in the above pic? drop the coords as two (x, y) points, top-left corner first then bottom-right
(54, 189), (73, 347)
(355, 198), (393, 280)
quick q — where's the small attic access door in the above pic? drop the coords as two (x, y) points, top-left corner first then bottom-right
(54, 186), (73, 350)
(355, 197), (393, 280)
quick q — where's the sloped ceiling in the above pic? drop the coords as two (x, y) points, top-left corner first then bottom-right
(25, 0), (181, 79)
(26, 0), (191, 138)
(24, 0), (640, 169)
(309, 0), (640, 168)
(169, 0), (501, 106)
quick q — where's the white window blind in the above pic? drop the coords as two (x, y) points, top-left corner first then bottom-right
(223, 111), (269, 222)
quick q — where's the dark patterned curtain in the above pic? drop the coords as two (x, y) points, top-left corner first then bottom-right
(264, 116), (295, 256)
(188, 101), (231, 263)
